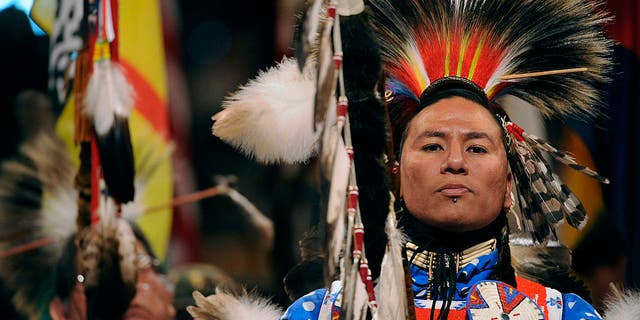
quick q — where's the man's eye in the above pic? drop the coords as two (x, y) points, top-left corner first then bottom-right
(468, 146), (487, 153)
(422, 144), (443, 152)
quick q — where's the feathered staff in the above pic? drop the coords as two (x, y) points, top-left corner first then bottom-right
(368, 0), (612, 243)
(213, 0), (405, 318)
(80, 0), (138, 317)
(211, 0), (409, 317)
(84, 0), (135, 205)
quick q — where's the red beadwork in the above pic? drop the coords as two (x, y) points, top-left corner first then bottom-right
(337, 98), (348, 120)
(359, 260), (369, 283)
(353, 224), (364, 257)
(333, 53), (343, 70)
(346, 146), (354, 162)
(327, 3), (336, 19)
(348, 186), (359, 209)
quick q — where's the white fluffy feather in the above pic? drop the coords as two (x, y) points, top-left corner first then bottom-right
(212, 58), (319, 164)
(85, 60), (135, 135)
(603, 290), (640, 320)
(188, 289), (282, 320)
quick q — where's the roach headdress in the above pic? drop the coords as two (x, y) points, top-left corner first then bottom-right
(368, 0), (613, 242)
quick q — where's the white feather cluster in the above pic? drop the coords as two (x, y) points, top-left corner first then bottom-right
(85, 60), (136, 135)
(188, 290), (282, 320)
(212, 58), (319, 164)
(603, 290), (640, 320)
(116, 219), (137, 285)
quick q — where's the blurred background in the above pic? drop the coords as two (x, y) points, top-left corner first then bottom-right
(0, 0), (638, 314)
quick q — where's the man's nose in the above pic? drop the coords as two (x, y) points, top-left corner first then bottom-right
(441, 145), (466, 174)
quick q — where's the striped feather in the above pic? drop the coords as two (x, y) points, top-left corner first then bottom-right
(507, 131), (590, 241)
(523, 132), (610, 183)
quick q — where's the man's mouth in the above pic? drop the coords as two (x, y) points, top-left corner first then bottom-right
(438, 184), (470, 197)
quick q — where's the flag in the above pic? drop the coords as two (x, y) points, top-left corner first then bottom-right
(34, 0), (174, 261)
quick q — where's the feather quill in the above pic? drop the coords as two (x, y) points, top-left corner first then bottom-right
(375, 196), (409, 320)
(313, 8), (337, 127)
(325, 138), (351, 280)
(294, 0), (323, 71)
(226, 186), (275, 250)
(343, 261), (369, 320)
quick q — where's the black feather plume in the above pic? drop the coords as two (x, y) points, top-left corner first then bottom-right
(95, 116), (135, 203)
(342, 12), (390, 281)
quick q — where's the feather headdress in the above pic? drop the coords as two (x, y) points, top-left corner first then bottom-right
(0, 91), (76, 319)
(0, 91), (171, 319)
(368, 0), (613, 241)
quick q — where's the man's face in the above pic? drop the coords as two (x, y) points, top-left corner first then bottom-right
(399, 96), (513, 232)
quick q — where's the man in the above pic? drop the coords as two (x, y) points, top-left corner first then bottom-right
(49, 223), (176, 320)
(204, 0), (613, 318)
(0, 91), (175, 320)
(280, 91), (601, 320)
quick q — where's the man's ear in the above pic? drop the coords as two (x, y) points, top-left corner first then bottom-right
(49, 297), (68, 320)
(503, 171), (514, 209)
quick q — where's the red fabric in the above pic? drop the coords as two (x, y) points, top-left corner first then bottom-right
(515, 276), (549, 318)
(415, 307), (467, 320)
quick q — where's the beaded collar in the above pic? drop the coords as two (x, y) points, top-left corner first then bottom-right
(405, 238), (497, 275)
